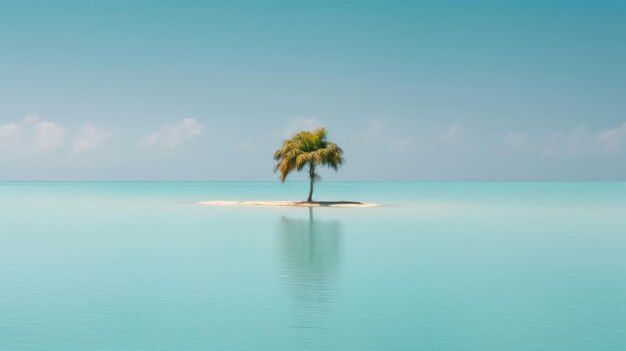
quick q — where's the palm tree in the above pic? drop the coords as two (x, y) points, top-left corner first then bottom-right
(274, 127), (344, 202)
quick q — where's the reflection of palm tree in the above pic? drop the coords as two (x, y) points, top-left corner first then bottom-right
(275, 208), (343, 342)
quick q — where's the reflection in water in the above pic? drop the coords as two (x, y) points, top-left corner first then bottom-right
(275, 208), (343, 345)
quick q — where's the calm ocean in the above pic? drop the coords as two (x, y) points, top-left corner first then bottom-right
(1, 182), (625, 350)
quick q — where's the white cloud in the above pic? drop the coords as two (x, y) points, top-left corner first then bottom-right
(0, 115), (65, 155)
(597, 122), (626, 153)
(504, 126), (593, 157)
(0, 122), (19, 139)
(71, 124), (112, 156)
(549, 124), (592, 156)
(282, 117), (324, 137)
(357, 120), (461, 151)
(439, 124), (464, 145)
(504, 123), (626, 157)
(142, 118), (204, 150)
(504, 132), (536, 152)
(181, 118), (204, 135)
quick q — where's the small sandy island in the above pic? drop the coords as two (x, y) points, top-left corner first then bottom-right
(195, 200), (380, 208)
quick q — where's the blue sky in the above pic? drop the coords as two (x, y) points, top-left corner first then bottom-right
(1, 0), (625, 180)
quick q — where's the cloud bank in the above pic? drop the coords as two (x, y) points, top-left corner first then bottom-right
(357, 119), (463, 151)
(505, 122), (626, 157)
(142, 118), (204, 150)
(0, 116), (115, 158)
(597, 122), (626, 153)
(72, 124), (112, 156)
(282, 117), (324, 137)
(0, 115), (66, 155)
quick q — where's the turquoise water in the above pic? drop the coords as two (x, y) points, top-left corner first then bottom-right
(1, 182), (625, 350)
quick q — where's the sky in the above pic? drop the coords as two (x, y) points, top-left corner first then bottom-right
(1, 0), (625, 181)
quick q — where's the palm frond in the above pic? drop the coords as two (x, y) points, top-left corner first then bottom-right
(273, 127), (345, 183)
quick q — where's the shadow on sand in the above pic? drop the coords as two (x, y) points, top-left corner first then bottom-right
(294, 201), (364, 206)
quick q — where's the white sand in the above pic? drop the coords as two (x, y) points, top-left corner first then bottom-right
(194, 200), (380, 208)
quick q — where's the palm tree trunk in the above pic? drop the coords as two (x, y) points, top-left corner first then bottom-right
(307, 165), (315, 202)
